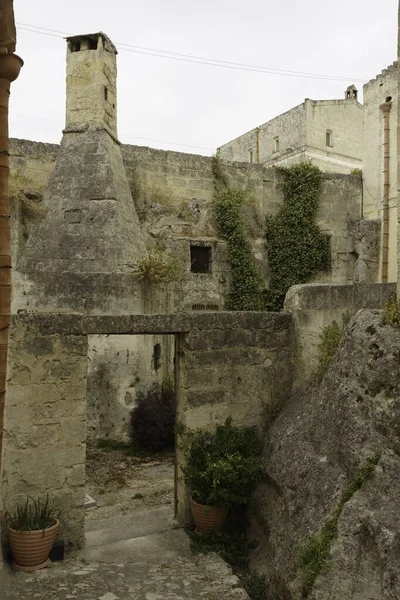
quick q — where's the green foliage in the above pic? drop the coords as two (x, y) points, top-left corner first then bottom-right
(188, 509), (272, 599)
(179, 418), (263, 507)
(6, 495), (61, 532)
(339, 453), (380, 504)
(212, 156), (265, 311)
(350, 168), (362, 175)
(316, 321), (343, 379)
(299, 454), (380, 596)
(242, 572), (269, 600)
(265, 163), (330, 310)
(188, 508), (251, 571)
(383, 294), (400, 328)
(135, 248), (183, 283)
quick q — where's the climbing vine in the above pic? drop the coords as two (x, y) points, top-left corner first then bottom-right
(299, 454), (380, 596)
(265, 163), (331, 310)
(212, 156), (265, 311)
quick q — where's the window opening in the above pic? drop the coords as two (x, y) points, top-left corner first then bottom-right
(249, 150), (253, 164)
(153, 343), (162, 371)
(273, 137), (280, 153)
(326, 130), (333, 147)
(70, 41), (81, 53)
(104, 86), (108, 101)
(190, 245), (211, 274)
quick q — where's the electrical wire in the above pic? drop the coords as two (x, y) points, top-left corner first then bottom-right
(16, 22), (366, 83)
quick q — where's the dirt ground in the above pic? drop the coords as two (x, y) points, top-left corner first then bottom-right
(85, 443), (175, 521)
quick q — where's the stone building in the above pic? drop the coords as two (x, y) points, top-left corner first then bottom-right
(1, 26), (399, 567)
(217, 87), (363, 174)
(7, 32), (372, 442)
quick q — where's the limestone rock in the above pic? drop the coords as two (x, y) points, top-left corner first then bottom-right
(250, 309), (400, 600)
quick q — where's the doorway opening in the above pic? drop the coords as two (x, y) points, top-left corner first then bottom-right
(84, 332), (179, 531)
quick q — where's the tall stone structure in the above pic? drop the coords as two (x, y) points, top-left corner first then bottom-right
(65, 33), (118, 140)
(14, 32), (145, 314)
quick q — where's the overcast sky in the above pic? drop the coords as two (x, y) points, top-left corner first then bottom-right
(9, 0), (399, 155)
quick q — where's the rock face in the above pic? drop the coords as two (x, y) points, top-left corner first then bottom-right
(250, 309), (400, 600)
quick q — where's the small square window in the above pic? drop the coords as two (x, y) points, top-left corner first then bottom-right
(326, 130), (333, 147)
(190, 245), (211, 274)
(273, 137), (280, 153)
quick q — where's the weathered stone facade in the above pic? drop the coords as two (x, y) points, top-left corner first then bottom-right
(218, 95), (363, 174)
(249, 310), (400, 600)
(285, 282), (396, 383)
(7, 33), (367, 444)
(2, 311), (294, 548)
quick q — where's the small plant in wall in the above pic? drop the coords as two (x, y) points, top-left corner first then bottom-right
(6, 495), (62, 571)
(177, 418), (263, 534)
(130, 247), (183, 284)
(316, 313), (350, 380)
(383, 294), (400, 328)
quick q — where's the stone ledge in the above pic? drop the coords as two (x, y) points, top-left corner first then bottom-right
(284, 283), (396, 312)
(11, 311), (293, 336)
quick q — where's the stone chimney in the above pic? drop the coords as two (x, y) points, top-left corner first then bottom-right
(14, 33), (145, 314)
(65, 32), (118, 140)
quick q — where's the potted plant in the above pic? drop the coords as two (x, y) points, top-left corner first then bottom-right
(6, 495), (61, 571)
(178, 418), (263, 534)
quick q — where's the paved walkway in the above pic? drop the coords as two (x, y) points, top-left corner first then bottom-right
(2, 506), (249, 600)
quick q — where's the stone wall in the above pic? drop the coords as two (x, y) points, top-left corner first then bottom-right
(86, 333), (173, 441)
(121, 145), (363, 290)
(9, 138), (59, 189)
(1, 311), (294, 553)
(6, 137), (364, 449)
(9, 138), (365, 305)
(2, 314), (88, 549)
(304, 99), (363, 173)
(250, 310), (400, 599)
(285, 282), (396, 383)
(363, 62), (398, 282)
(218, 103), (306, 165)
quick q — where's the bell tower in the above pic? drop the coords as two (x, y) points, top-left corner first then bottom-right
(65, 32), (118, 140)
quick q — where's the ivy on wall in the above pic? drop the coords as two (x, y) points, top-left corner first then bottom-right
(265, 163), (331, 310)
(212, 156), (265, 311)
(213, 158), (331, 312)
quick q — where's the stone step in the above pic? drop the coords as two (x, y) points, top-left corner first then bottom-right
(84, 505), (174, 547)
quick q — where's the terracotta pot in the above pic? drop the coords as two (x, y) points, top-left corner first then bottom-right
(190, 497), (228, 534)
(8, 519), (60, 571)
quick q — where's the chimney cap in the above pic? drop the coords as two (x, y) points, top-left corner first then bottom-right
(65, 32), (117, 54)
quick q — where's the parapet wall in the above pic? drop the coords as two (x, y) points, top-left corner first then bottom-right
(285, 282), (396, 383)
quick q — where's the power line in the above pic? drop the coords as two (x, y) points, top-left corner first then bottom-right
(16, 22), (366, 83)
(10, 120), (214, 151)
